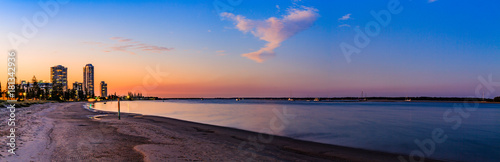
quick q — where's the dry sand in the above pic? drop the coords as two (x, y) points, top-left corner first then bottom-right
(0, 102), (438, 162)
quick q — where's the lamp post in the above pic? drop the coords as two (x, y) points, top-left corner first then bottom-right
(118, 98), (121, 120)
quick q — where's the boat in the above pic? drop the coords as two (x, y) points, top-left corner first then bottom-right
(288, 90), (294, 101)
(359, 91), (367, 101)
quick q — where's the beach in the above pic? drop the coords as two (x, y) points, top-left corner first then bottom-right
(0, 102), (433, 162)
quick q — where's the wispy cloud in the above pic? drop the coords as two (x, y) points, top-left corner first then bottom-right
(222, 6), (319, 63)
(216, 50), (227, 56)
(106, 44), (137, 54)
(86, 37), (174, 55)
(338, 13), (352, 21)
(428, 0), (438, 3)
(338, 14), (352, 28)
(110, 37), (133, 42)
(338, 24), (351, 28)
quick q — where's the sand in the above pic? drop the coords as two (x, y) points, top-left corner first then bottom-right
(0, 102), (438, 161)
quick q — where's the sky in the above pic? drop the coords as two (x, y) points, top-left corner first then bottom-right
(0, 0), (499, 98)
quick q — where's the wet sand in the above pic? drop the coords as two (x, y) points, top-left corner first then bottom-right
(1, 102), (438, 161)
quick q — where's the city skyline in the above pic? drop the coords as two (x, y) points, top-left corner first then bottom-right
(16, 63), (109, 97)
(0, 0), (498, 98)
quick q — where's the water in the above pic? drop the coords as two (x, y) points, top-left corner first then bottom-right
(90, 100), (500, 161)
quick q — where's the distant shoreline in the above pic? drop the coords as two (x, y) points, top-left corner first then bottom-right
(144, 97), (499, 104)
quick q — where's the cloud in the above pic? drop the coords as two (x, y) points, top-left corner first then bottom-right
(216, 50), (227, 56)
(135, 43), (174, 53)
(222, 6), (319, 63)
(86, 37), (174, 54)
(110, 44), (137, 55)
(338, 14), (352, 28)
(110, 37), (133, 42)
(338, 13), (352, 21)
(338, 24), (351, 28)
(428, 0), (438, 3)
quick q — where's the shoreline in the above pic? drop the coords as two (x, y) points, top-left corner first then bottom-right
(2, 102), (443, 161)
(86, 102), (443, 161)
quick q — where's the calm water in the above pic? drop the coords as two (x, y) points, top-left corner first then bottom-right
(90, 100), (500, 161)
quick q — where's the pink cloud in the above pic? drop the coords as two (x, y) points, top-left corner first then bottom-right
(110, 44), (137, 55)
(110, 37), (133, 42)
(85, 37), (173, 54)
(222, 6), (319, 63)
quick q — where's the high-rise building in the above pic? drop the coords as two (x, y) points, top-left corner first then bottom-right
(50, 65), (68, 91)
(73, 81), (83, 99)
(73, 82), (83, 92)
(83, 64), (94, 97)
(100, 81), (107, 97)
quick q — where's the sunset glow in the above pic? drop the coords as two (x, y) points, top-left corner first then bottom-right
(0, 0), (498, 98)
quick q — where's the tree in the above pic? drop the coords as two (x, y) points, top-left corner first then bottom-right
(51, 80), (63, 101)
(15, 84), (22, 101)
(76, 90), (81, 100)
(495, 96), (500, 102)
(43, 88), (50, 100)
(32, 76), (41, 100)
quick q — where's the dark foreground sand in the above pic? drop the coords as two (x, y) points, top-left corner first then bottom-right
(1, 102), (439, 161)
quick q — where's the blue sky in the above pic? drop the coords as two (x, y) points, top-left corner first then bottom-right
(0, 0), (499, 97)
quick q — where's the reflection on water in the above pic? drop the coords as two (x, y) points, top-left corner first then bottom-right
(92, 100), (500, 162)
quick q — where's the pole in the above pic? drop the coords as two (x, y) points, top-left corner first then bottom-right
(118, 98), (121, 120)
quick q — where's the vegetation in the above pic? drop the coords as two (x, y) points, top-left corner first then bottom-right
(2, 76), (98, 103)
(495, 96), (500, 102)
